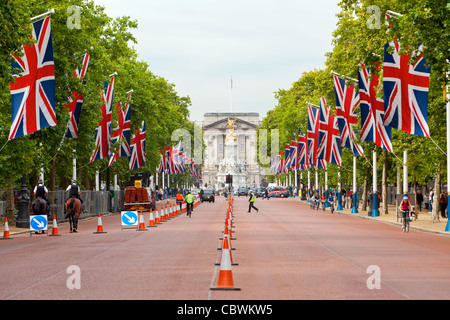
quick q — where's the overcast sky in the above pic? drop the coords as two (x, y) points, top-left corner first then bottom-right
(93, 0), (340, 123)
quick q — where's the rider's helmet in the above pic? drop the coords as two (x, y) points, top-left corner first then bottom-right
(38, 179), (43, 184)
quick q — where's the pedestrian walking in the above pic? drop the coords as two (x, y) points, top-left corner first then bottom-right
(248, 190), (259, 213)
(416, 190), (423, 212)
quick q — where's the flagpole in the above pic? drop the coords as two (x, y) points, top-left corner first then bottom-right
(30, 9), (55, 21)
(372, 150), (380, 217)
(352, 156), (358, 213)
(230, 76), (233, 113)
(336, 171), (343, 211)
(446, 66), (450, 231)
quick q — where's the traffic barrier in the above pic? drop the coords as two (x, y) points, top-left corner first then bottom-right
(148, 209), (156, 227)
(1, 216), (12, 239)
(210, 235), (240, 291)
(137, 211), (148, 231)
(93, 212), (107, 234)
(49, 214), (61, 237)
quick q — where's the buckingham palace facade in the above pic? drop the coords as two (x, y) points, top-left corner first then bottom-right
(200, 112), (263, 189)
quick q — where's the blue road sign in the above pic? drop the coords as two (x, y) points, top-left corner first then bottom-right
(121, 211), (138, 226)
(30, 215), (48, 231)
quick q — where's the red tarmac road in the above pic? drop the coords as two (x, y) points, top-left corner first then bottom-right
(1, 196), (450, 300)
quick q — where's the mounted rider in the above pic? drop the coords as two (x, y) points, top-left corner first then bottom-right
(33, 179), (49, 214)
(65, 180), (84, 218)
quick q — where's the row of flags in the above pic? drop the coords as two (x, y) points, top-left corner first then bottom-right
(157, 141), (200, 181)
(270, 12), (431, 175)
(8, 14), (146, 171)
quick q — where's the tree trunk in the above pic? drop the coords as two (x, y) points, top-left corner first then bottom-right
(382, 150), (388, 215)
(432, 173), (440, 223)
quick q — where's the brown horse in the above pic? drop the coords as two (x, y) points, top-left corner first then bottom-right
(65, 197), (82, 233)
(31, 197), (49, 234)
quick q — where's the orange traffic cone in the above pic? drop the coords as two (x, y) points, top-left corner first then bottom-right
(1, 216), (12, 239)
(93, 212), (107, 234)
(155, 208), (161, 224)
(164, 205), (169, 221)
(148, 209), (156, 227)
(210, 234), (240, 291)
(160, 206), (165, 222)
(49, 214), (61, 236)
(137, 211), (148, 231)
(216, 233), (238, 266)
(169, 204), (173, 219)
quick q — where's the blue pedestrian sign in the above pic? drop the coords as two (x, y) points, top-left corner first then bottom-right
(30, 215), (48, 231)
(121, 211), (138, 227)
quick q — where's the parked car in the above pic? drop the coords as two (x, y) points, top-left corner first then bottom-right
(202, 189), (215, 203)
(238, 187), (248, 196)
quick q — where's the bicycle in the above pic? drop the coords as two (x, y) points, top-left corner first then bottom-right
(328, 201), (334, 214)
(187, 203), (193, 218)
(401, 209), (410, 233)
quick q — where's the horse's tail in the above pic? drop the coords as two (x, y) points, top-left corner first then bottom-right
(65, 198), (75, 219)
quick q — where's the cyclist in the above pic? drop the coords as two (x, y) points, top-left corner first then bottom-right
(320, 194), (326, 211)
(399, 195), (412, 232)
(185, 191), (194, 217)
(314, 192), (320, 210)
(327, 193), (335, 214)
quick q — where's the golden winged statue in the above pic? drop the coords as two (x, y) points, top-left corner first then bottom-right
(226, 117), (237, 142)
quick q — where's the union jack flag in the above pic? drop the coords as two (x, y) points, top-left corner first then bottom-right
(158, 152), (166, 174)
(307, 105), (327, 170)
(298, 133), (308, 170)
(65, 53), (90, 139)
(290, 141), (298, 171)
(359, 64), (393, 152)
(318, 97), (342, 166)
(333, 75), (365, 157)
(9, 16), (56, 140)
(90, 75), (115, 163)
(129, 121), (146, 171)
(284, 144), (291, 173)
(383, 41), (431, 137)
(109, 93), (132, 167)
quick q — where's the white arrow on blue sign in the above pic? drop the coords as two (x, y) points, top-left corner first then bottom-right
(30, 215), (48, 231)
(121, 211), (138, 226)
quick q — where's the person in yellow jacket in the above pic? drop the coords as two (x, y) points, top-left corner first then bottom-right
(185, 191), (195, 217)
(248, 190), (259, 213)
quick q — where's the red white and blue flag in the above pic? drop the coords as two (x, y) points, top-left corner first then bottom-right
(289, 141), (298, 171)
(297, 133), (308, 170)
(383, 41), (431, 137)
(90, 75), (115, 162)
(359, 64), (393, 152)
(109, 92), (132, 166)
(307, 105), (327, 170)
(318, 97), (342, 166)
(158, 152), (166, 174)
(333, 75), (365, 157)
(9, 16), (56, 140)
(65, 53), (90, 139)
(129, 121), (146, 171)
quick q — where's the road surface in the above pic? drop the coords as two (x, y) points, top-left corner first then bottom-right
(1, 196), (450, 300)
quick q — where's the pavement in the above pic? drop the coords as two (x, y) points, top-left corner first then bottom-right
(297, 197), (450, 235)
(1, 197), (449, 237)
